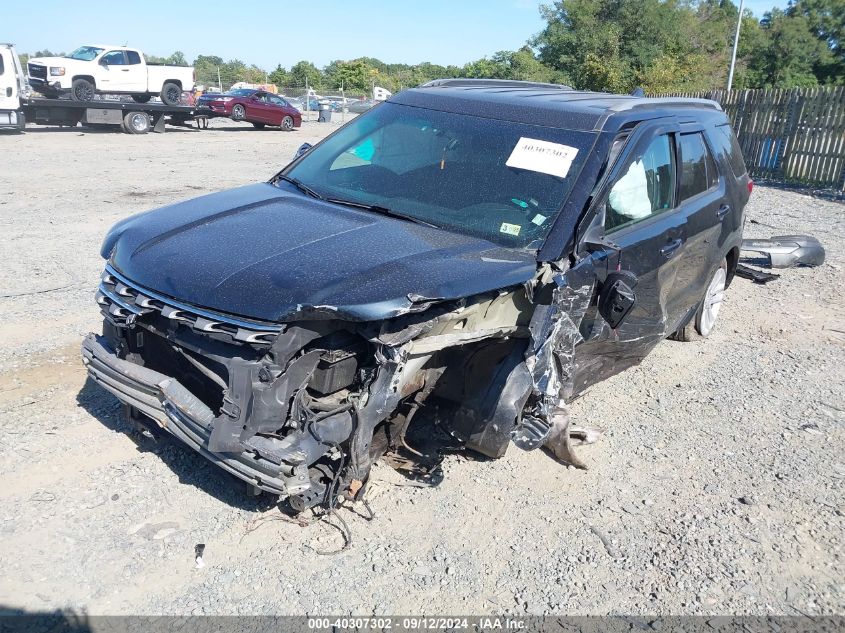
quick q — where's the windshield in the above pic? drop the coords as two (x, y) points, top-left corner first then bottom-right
(282, 102), (595, 248)
(66, 46), (104, 61)
(226, 89), (255, 97)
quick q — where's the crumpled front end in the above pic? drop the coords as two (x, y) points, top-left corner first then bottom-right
(82, 256), (624, 511)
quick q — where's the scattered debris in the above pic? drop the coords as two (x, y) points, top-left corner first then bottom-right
(194, 543), (205, 569)
(734, 264), (780, 284)
(740, 235), (825, 268)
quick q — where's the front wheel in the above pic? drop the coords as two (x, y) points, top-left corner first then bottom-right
(132, 94), (152, 103)
(280, 115), (294, 131)
(231, 104), (246, 121)
(670, 259), (727, 342)
(71, 78), (95, 102)
(160, 82), (182, 106)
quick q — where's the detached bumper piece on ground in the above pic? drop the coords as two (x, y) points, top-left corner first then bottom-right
(740, 234), (825, 268)
(735, 234), (825, 283)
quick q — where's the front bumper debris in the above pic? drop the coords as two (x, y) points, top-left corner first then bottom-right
(81, 333), (292, 495)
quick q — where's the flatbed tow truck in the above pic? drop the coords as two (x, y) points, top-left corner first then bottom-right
(19, 96), (209, 134)
(1, 42), (208, 134)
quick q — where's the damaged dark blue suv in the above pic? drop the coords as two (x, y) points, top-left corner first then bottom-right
(82, 79), (751, 511)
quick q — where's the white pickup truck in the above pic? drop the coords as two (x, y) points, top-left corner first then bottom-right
(27, 45), (194, 105)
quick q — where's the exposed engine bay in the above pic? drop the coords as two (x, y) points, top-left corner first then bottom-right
(82, 260), (605, 515)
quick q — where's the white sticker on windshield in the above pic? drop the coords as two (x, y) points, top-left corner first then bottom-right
(500, 222), (521, 236)
(506, 137), (579, 179)
(531, 213), (547, 226)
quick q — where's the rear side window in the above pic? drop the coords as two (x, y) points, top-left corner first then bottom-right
(709, 124), (747, 177)
(678, 133), (717, 200)
(126, 51), (142, 65)
(0, 55), (5, 76)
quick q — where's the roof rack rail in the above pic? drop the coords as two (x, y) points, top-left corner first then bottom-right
(421, 78), (573, 91)
(608, 97), (722, 113)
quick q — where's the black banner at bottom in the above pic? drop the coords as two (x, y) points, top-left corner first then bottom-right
(0, 615), (842, 633)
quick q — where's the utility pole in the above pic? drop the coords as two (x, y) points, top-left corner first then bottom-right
(217, 66), (222, 92)
(727, 0), (745, 91)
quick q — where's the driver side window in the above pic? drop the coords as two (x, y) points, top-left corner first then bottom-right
(605, 134), (675, 231)
(101, 51), (126, 65)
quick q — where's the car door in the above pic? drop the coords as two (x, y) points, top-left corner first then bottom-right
(266, 94), (289, 125)
(570, 123), (690, 396)
(97, 50), (129, 90)
(246, 92), (272, 122)
(120, 50), (147, 92)
(0, 46), (18, 111)
(671, 128), (725, 323)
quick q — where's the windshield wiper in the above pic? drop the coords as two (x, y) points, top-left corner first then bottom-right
(325, 197), (439, 228)
(277, 175), (323, 200)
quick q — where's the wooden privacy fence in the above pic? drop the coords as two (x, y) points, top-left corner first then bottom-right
(661, 87), (845, 192)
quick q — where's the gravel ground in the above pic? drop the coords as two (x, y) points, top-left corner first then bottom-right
(0, 118), (842, 617)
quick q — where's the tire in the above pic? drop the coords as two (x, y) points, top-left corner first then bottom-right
(231, 104), (246, 121)
(669, 258), (728, 342)
(71, 78), (95, 102)
(280, 115), (294, 131)
(123, 111), (151, 134)
(160, 82), (182, 106)
(252, 122), (265, 129)
(132, 94), (152, 103)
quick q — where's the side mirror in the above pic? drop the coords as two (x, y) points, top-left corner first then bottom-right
(598, 270), (637, 329)
(294, 143), (312, 160)
(99, 59), (109, 67)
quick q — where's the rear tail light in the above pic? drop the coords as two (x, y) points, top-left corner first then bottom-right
(747, 179), (753, 195)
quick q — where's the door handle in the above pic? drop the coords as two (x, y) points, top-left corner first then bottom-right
(660, 238), (683, 258)
(121, 69), (130, 72)
(5, 87), (11, 97)
(717, 204), (730, 220)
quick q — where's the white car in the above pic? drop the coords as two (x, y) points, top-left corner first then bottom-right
(26, 45), (194, 105)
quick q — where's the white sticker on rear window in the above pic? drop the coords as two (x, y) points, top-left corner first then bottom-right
(500, 222), (521, 236)
(506, 137), (579, 179)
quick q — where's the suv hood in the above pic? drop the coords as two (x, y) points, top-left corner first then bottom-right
(103, 183), (538, 323)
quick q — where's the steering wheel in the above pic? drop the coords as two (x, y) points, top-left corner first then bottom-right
(333, 164), (400, 195)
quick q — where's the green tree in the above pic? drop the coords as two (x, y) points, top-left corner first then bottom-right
(325, 59), (373, 91)
(789, 0), (845, 83)
(268, 64), (289, 86)
(289, 60), (323, 88)
(750, 8), (829, 87)
(166, 51), (188, 66)
(534, 0), (732, 91)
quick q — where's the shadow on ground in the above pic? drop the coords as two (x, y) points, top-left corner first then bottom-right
(75, 377), (276, 513)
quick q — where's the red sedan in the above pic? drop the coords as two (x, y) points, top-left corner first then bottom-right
(198, 88), (302, 130)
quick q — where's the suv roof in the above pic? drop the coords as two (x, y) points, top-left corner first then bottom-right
(392, 79), (724, 133)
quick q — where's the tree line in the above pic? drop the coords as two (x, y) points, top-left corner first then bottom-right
(19, 0), (843, 96)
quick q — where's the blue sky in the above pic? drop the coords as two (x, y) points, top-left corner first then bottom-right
(10, 0), (787, 70)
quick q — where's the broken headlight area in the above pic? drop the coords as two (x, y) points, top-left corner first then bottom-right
(83, 262), (610, 512)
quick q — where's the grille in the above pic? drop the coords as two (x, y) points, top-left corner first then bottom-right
(96, 265), (281, 345)
(28, 63), (47, 80)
